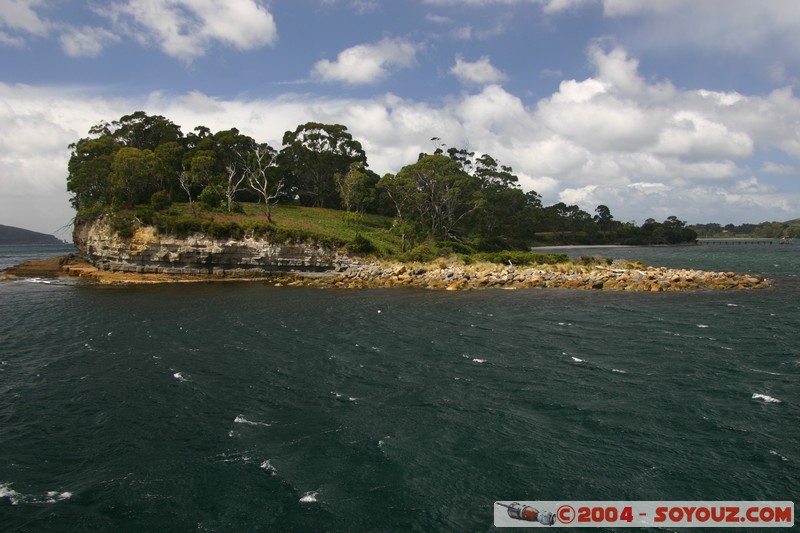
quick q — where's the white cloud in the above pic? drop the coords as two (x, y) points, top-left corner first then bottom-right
(451, 55), (507, 85)
(0, 0), (50, 37)
(312, 38), (420, 85)
(3, 41), (800, 234)
(761, 162), (797, 176)
(60, 26), (120, 58)
(99, 0), (278, 62)
(0, 30), (25, 46)
(349, 0), (381, 12)
(422, 0), (589, 9)
(602, 0), (800, 62)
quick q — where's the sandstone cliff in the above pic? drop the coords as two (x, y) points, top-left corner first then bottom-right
(73, 217), (355, 277)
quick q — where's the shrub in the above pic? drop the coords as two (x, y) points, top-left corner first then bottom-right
(476, 251), (569, 266)
(198, 187), (220, 210)
(135, 205), (156, 225)
(150, 190), (172, 211)
(436, 240), (476, 255)
(345, 234), (376, 254)
(404, 243), (436, 263)
(208, 220), (243, 240)
(110, 213), (135, 238)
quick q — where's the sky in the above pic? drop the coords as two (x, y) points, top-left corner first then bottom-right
(1, 0), (799, 236)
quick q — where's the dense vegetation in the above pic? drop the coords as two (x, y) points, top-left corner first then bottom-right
(67, 111), (697, 259)
(690, 220), (800, 239)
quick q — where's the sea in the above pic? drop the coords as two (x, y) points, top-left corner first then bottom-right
(1, 242), (798, 532)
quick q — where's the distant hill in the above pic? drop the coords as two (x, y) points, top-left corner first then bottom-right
(0, 224), (62, 245)
(785, 218), (800, 225)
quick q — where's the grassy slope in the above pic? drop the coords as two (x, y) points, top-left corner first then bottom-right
(162, 202), (402, 256)
(144, 203), (570, 265)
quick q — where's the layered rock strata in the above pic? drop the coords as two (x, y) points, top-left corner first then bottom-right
(56, 218), (771, 290)
(73, 218), (355, 276)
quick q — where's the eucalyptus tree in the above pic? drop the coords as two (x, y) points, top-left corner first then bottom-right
(279, 122), (367, 208)
(182, 128), (256, 212)
(244, 143), (282, 221)
(394, 154), (484, 242)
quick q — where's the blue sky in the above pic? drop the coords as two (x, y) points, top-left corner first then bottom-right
(2, 0), (799, 235)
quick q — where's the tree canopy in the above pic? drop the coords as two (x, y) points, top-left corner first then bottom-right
(67, 111), (697, 250)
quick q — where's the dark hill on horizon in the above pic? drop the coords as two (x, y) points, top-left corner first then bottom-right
(0, 224), (62, 245)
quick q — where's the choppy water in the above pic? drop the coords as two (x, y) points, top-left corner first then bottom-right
(1, 243), (798, 531)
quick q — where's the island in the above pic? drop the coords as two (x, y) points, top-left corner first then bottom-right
(0, 111), (771, 291)
(0, 224), (62, 245)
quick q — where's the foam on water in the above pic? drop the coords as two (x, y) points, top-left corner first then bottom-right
(0, 482), (24, 505)
(299, 491), (319, 503)
(472, 358), (486, 363)
(234, 415), (271, 427)
(571, 357), (584, 363)
(46, 491), (73, 503)
(0, 483), (72, 505)
(173, 372), (187, 382)
(260, 460), (277, 475)
(752, 393), (782, 404)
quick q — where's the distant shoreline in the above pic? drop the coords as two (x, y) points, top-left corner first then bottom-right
(531, 244), (636, 249)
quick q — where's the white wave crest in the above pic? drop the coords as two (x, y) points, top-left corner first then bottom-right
(331, 392), (358, 402)
(752, 393), (782, 404)
(0, 483), (72, 505)
(472, 358), (486, 363)
(234, 415), (271, 427)
(299, 491), (319, 503)
(770, 450), (789, 462)
(260, 460), (277, 475)
(46, 491), (73, 503)
(611, 368), (627, 374)
(173, 372), (187, 382)
(0, 483), (24, 505)
(571, 357), (584, 363)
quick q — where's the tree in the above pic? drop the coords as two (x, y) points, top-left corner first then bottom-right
(335, 162), (375, 214)
(176, 168), (198, 215)
(593, 204), (616, 232)
(182, 128), (256, 212)
(109, 146), (155, 207)
(152, 141), (184, 196)
(111, 111), (183, 151)
(223, 161), (247, 212)
(279, 122), (367, 208)
(395, 154), (483, 241)
(377, 172), (414, 220)
(67, 134), (118, 216)
(244, 143), (282, 221)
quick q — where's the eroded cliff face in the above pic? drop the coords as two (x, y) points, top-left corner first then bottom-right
(73, 218), (355, 277)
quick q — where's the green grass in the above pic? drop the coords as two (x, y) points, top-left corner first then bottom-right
(124, 202), (571, 265)
(146, 202), (402, 257)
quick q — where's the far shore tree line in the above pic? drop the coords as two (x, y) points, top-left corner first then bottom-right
(690, 221), (800, 239)
(67, 111), (698, 252)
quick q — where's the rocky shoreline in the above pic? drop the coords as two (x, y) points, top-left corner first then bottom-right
(316, 260), (770, 291)
(1, 254), (771, 291)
